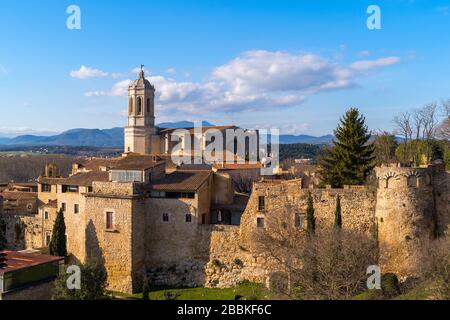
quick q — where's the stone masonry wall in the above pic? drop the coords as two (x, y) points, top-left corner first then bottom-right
(84, 193), (138, 293)
(240, 180), (377, 252)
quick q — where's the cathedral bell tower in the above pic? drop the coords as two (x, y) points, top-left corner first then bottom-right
(124, 66), (158, 154)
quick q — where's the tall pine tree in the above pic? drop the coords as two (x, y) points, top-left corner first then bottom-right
(321, 108), (375, 188)
(306, 192), (316, 235)
(0, 217), (7, 250)
(334, 195), (342, 229)
(49, 209), (67, 257)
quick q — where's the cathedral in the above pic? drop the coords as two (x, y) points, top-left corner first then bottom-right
(123, 67), (259, 163)
(124, 67), (159, 154)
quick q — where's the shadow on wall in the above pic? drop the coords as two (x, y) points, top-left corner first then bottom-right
(2, 217), (26, 250)
(85, 220), (106, 267)
(145, 216), (213, 288)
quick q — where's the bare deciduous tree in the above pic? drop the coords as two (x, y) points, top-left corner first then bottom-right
(252, 205), (378, 300)
(438, 100), (450, 140)
(251, 204), (304, 297)
(372, 131), (398, 165)
(418, 231), (450, 300)
(393, 111), (413, 164)
(294, 229), (378, 300)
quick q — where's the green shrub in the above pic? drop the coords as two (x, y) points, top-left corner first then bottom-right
(352, 289), (383, 300)
(381, 273), (401, 298)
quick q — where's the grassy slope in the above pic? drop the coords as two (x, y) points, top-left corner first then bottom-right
(112, 282), (269, 300)
(112, 281), (435, 301)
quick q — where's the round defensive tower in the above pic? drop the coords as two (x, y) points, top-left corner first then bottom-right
(375, 164), (436, 278)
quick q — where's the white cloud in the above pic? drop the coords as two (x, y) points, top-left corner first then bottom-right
(249, 122), (311, 135)
(350, 57), (400, 72)
(70, 65), (108, 79)
(85, 79), (131, 97)
(0, 127), (59, 137)
(85, 50), (400, 115)
(166, 68), (176, 75)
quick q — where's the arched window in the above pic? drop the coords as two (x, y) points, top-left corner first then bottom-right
(137, 97), (142, 115)
(385, 177), (394, 189)
(129, 98), (133, 114)
(146, 98), (150, 113)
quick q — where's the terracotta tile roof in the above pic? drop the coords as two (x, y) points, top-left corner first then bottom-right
(0, 251), (64, 275)
(178, 164), (213, 171)
(149, 170), (211, 192)
(83, 155), (165, 171)
(110, 157), (165, 171)
(11, 182), (38, 188)
(60, 171), (110, 187)
(213, 162), (262, 170)
(0, 191), (38, 200)
(83, 158), (121, 171)
(159, 125), (237, 134)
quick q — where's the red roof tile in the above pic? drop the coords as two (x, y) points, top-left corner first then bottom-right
(0, 251), (64, 275)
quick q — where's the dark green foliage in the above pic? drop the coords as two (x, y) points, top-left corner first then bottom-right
(381, 273), (401, 298)
(321, 108), (375, 188)
(334, 195), (342, 229)
(372, 132), (398, 165)
(53, 261), (108, 300)
(445, 148), (450, 170)
(49, 209), (67, 257)
(396, 140), (445, 166)
(306, 192), (316, 235)
(142, 275), (150, 301)
(0, 217), (7, 250)
(279, 143), (325, 162)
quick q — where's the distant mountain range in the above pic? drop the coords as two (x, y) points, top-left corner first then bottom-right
(278, 134), (334, 144)
(0, 121), (333, 147)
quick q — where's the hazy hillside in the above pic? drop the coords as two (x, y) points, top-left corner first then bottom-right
(279, 143), (326, 161)
(279, 134), (333, 144)
(0, 155), (84, 182)
(0, 121), (333, 147)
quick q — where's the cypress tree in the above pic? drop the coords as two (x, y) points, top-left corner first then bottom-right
(321, 108), (375, 188)
(0, 217), (7, 250)
(49, 209), (67, 257)
(306, 192), (316, 235)
(142, 275), (150, 300)
(334, 195), (342, 229)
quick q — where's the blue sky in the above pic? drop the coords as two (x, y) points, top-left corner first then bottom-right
(0, 0), (450, 137)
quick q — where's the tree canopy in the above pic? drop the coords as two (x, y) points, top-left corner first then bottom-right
(321, 108), (375, 188)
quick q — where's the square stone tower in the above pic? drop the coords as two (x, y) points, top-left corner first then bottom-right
(124, 66), (159, 154)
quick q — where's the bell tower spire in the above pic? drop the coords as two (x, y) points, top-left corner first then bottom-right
(124, 66), (158, 154)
